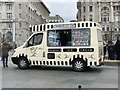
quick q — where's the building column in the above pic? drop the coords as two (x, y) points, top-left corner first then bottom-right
(12, 2), (16, 42)
(98, 2), (101, 22)
(110, 1), (114, 22)
(2, 2), (6, 20)
(12, 22), (16, 42)
(2, 2), (7, 31)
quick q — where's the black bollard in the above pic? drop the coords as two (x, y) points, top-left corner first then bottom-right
(78, 85), (82, 90)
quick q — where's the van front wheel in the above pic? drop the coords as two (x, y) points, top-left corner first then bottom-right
(18, 57), (29, 69)
(72, 59), (86, 72)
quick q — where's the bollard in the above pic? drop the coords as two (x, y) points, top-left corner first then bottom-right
(78, 85), (82, 90)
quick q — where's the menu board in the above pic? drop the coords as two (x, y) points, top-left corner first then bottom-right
(72, 28), (91, 46)
(48, 31), (61, 47)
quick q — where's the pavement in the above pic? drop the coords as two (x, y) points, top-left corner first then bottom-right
(103, 54), (120, 66)
(104, 59), (120, 66)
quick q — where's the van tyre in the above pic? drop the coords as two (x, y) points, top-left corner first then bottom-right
(72, 59), (87, 72)
(18, 57), (29, 69)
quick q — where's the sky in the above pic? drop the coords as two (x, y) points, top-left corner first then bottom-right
(43, 0), (78, 22)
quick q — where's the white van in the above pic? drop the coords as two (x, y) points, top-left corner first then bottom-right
(11, 21), (104, 72)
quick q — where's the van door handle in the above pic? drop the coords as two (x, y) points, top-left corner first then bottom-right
(38, 47), (42, 50)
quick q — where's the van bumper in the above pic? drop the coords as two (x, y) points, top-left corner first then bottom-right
(97, 58), (104, 66)
(11, 57), (18, 65)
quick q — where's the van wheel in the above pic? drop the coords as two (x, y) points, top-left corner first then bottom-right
(18, 57), (29, 69)
(72, 59), (86, 72)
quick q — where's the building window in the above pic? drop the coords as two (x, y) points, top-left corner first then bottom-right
(114, 14), (119, 22)
(8, 22), (13, 29)
(7, 4), (12, 11)
(19, 13), (21, 19)
(103, 17), (106, 22)
(89, 15), (93, 21)
(7, 13), (12, 20)
(0, 23), (2, 29)
(28, 7), (30, 13)
(19, 4), (21, 9)
(103, 7), (107, 10)
(101, 7), (109, 22)
(107, 27), (109, 31)
(83, 7), (86, 12)
(102, 27), (105, 31)
(0, 4), (2, 11)
(102, 7), (109, 12)
(0, 13), (1, 20)
(83, 15), (86, 21)
(115, 28), (117, 31)
(89, 6), (93, 12)
(19, 22), (21, 28)
(119, 28), (120, 31)
(101, 13), (109, 22)
(114, 6), (120, 10)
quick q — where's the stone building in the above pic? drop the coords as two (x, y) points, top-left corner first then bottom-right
(0, 0), (50, 46)
(77, 0), (120, 42)
(48, 15), (64, 23)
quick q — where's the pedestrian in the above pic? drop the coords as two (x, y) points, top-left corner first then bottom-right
(1, 41), (10, 68)
(103, 41), (107, 59)
(115, 39), (120, 60)
(107, 41), (115, 60)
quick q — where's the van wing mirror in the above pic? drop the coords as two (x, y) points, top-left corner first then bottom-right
(23, 42), (31, 48)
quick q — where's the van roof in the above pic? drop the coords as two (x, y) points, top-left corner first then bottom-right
(31, 21), (101, 32)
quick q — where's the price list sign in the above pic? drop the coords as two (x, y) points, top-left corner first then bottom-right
(72, 28), (91, 46)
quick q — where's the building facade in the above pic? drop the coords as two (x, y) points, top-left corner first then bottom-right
(0, 0), (50, 46)
(77, 0), (120, 42)
(48, 15), (64, 23)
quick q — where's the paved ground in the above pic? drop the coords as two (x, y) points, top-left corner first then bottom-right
(0, 60), (119, 89)
(0, 52), (119, 89)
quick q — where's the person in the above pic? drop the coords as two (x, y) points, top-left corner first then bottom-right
(103, 41), (107, 59)
(103, 45), (107, 59)
(115, 39), (120, 60)
(1, 41), (10, 68)
(107, 41), (115, 60)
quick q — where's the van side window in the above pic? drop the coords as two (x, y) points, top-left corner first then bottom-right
(27, 33), (43, 47)
(47, 28), (90, 47)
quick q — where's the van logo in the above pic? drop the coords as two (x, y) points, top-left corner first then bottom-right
(30, 47), (38, 57)
(57, 54), (68, 59)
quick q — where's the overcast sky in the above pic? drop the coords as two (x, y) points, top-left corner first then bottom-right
(43, 0), (78, 22)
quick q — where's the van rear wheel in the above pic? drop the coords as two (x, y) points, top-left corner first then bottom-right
(18, 57), (29, 69)
(72, 59), (86, 72)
